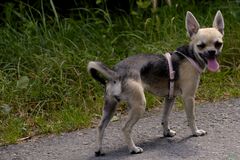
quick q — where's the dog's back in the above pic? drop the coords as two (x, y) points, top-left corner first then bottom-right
(114, 54), (168, 81)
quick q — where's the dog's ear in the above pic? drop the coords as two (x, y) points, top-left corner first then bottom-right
(185, 11), (200, 38)
(213, 10), (224, 35)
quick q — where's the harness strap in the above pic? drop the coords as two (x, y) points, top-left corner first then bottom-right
(164, 53), (175, 99)
(176, 51), (203, 73)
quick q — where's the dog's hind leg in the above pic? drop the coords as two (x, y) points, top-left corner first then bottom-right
(95, 96), (118, 157)
(122, 80), (146, 154)
(162, 97), (176, 137)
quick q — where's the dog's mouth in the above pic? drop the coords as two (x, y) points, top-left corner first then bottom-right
(199, 53), (219, 72)
(207, 58), (219, 72)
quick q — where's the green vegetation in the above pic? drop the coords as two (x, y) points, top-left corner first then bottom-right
(0, 0), (240, 144)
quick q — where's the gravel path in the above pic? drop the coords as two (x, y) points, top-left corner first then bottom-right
(0, 98), (240, 160)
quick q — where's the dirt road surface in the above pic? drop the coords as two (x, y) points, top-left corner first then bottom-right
(1, 98), (240, 160)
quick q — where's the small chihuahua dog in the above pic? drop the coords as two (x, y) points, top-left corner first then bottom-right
(88, 11), (224, 156)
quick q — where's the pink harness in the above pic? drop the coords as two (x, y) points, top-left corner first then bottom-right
(176, 52), (204, 73)
(164, 52), (203, 99)
(164, 53), (175, 99)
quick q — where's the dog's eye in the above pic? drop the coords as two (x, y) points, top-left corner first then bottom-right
(215, 41), (222, 49)
(197, 43), (206, 49)
(113, 80), (116, 84)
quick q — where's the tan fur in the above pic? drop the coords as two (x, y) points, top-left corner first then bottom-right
(92, 11), (224, 156)
(122, 79), (146, 153)
(191, 28), (224, 54)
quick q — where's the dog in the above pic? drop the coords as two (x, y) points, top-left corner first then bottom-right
(87, 11), (224, 156)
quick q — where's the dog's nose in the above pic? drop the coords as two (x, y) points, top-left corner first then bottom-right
(208, 50), (216, 56)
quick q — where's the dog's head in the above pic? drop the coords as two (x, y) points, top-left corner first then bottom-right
(186, 11), (224, 72)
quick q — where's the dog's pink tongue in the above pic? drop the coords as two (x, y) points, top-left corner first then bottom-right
(207, 58), (219, 72)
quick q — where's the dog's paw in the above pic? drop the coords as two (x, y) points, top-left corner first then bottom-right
(95, 150), (105, 157)
(193, 129), (207, 137)
(130, 146), (143, 154)
(163, 129), (176, 137)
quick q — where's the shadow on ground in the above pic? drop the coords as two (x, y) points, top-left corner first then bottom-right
(87, 135), (197, 160)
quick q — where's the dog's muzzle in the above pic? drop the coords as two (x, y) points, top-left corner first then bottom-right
(204, 50), (219, 60)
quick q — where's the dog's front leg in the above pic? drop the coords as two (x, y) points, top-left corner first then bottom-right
(183, 96), (207, 136)
(162, 97), (176, 137)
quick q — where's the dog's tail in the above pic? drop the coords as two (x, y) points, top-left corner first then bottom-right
(87, 61), (117, 85)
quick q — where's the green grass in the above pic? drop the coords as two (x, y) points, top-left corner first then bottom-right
(0, 0), (240, 144)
